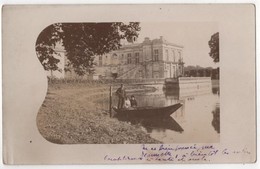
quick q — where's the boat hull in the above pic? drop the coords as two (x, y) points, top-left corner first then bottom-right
(113, 103), (182, 118)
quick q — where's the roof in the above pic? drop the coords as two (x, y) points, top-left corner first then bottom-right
(118, 37), (184, 50)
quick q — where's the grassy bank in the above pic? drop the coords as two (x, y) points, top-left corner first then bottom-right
(37, 82), (160, 144)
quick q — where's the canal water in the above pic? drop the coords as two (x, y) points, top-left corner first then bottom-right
(96, 85), (220, 143)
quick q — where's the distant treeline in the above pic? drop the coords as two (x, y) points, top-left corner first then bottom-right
(184, 66), (219, 80)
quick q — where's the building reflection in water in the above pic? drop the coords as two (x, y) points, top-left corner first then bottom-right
(114, 114), (184, 133)
(212, 87), (220, 95)
(164, 89), (186, 124)
(212, 104), (220, 133)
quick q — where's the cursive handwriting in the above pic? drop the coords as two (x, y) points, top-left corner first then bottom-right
(104, 144), (251, 162)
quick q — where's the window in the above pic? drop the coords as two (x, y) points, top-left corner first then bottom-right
(121, 54), (124, 64)
(135, 53), (139, 64)
(112, 53), (117, 59)
(166, 50), (169, 61)
(178, 51), (182, 62)
(99, 56), (102, 66)
(127, 53), (132, 64)
(172, 50), (175, 62)
(154, 49), (159, 61)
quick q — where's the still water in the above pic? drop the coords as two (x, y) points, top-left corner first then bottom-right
(97, 86), (220, 143)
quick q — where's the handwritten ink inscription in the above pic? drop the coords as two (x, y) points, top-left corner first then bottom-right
(104, 144), (251, 162)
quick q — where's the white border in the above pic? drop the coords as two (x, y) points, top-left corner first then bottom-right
(0, 0), (259, 169)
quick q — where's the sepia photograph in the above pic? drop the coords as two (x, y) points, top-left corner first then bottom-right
(36, 22), (220, 144)
(2, 4), (256, 164)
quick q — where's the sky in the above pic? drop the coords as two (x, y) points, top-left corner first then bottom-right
(135, 22), (219, 68)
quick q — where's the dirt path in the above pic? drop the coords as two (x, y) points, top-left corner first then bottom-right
(37, 84), (160, 144)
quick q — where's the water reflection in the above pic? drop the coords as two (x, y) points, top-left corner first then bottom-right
(212, 104), (220, 133)
(212, 87), (220, 95)
(95, 85), (220, 143)
(115, 114), (184, 133)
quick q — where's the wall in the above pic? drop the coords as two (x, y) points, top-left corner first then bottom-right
(165, 77), (212, 96)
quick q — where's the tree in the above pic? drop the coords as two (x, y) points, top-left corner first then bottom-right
(208, 32), (219, 63)
(36, 23), (63, 72)
(36, 22), (141, 76)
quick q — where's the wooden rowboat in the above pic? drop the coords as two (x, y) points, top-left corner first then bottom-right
(113, 103), (182, 118)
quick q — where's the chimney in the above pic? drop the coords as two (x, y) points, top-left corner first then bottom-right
(160, 36), (164, 41)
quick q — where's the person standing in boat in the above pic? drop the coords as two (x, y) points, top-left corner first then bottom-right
(116, 84), (126, 109)
(130, 95), (137, 107)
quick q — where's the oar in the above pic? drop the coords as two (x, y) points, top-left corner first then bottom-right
(109, 85), (112, 117)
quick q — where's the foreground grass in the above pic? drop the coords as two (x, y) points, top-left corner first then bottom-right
(37, 83), (160, 144)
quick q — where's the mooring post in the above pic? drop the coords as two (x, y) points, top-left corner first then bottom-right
(109, 86), (112, 118)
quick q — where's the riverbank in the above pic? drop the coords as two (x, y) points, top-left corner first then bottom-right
(37, 82), (160, 144)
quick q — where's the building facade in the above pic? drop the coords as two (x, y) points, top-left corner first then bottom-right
(46, 36), (184, 80)
(93, 36), (184, 79)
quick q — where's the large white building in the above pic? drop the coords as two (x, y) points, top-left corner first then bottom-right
(93, 36), (184, 79)
(46, 36), (184, 80)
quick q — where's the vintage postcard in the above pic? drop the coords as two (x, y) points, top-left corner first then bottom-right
(2, 4), (256, 164)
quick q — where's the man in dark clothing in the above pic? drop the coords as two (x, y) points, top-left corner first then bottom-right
(130, 95), (137, 107)
(116, 84), (126, 109)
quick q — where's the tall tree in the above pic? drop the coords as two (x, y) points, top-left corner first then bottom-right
(208, 32), (219, 63)
(36, 23), (62, 72)
(36, 22), (141, 76)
